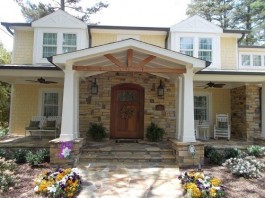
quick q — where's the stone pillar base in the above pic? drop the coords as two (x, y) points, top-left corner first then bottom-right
(254, 137), (265, 146)
(170, 139), (204, 168)
(49, 138), (84, 168)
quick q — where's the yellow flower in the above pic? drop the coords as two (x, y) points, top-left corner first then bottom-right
(210, 177), (221, 186)
(192, 187), (201, 198)
(209, 188), (217, 197)
(195, 172), (204, 180)
(187, 171), (196, 177)
(184, 182), (197, 190)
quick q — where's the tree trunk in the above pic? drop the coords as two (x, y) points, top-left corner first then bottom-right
(61, 0), (65, 11)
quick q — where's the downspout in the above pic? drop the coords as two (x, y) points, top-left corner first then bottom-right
(88, 27), (92, 48)
(165, 30), (169, 49)
(4, 25), (14, 36)
(238, 33), (245, 44)
(47, 56), (62, 70)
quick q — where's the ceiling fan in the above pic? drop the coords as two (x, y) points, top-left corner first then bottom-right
(26, 77), (57, 84)
(197, 82), (225, 89)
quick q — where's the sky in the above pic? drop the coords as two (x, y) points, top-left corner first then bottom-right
(0, 0), (190, 51)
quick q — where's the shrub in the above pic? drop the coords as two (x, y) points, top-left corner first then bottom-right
(224, 148), (241, 159)
(0, 157), (16, 192)
(146, 122), (165, 142)
(223, 156), (265, 178)
(26, 149), (49, 167)
(0, 149), (6, 159)
(247, 145), (265, 158)
(87, 123), (107, 141)
(13, 149), (28, 164)
(204, 146), (216, 158)
(0, 128), (8, 136)
(207, 149), (225, 165)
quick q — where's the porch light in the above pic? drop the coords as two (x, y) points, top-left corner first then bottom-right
(157, 80), (164, 97)
(91, 78), (98, 94)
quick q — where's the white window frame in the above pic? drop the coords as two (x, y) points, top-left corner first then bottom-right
(33, 28), (86, 64)
(194, 92), (212, 123)
(38, 88), (63, 117)
(198, 38), (212, 62)
(179, 37), (194, 56)
(174, 33), (220, 68)
(239, 52), (265, 69)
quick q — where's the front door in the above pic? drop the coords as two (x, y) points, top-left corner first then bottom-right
(110, 83), (144, 139)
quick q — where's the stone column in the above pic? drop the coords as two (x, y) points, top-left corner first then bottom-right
(261, 82), (265, 138)
(60, 65), (79, 141)
(179, 67), (196, 142)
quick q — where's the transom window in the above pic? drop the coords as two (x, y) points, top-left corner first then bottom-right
(42, 33), (77, 58)
(240, 54), (265, 67)
(180, 37), (193, 56)
(194, 95), (209, 121)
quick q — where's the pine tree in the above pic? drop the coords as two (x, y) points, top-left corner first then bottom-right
(14, 0), (109, 24)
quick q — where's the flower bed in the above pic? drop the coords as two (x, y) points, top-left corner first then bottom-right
(178, 171), (225, 198)
(34, 168), (81, 198)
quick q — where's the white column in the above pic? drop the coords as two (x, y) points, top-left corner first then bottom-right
(176, 76), (182, 139)
(261, 82), (265, 138)
(60, 65), (79, 141)
(179, 67), (196, 142)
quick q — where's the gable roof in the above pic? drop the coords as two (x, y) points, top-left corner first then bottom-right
(170, 15), (223, 33)
(32, 9), (87, 28)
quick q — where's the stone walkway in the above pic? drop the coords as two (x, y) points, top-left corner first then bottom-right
(77, 162), (183, 198)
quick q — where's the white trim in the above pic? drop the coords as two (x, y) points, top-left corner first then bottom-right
(38, 88), (63, 116)
(117, 34), (140, 41)
(90, 28), (167, 35)
(9, 84), (14, 134)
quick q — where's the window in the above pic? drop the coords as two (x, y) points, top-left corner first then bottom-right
(240, 54), (265, 67)
(241, 55), (250, 66)
(253, 55), (261, 66)
(42, 92), (59, 117)
(42, 33), (77, 58)
(180, 37), (193, 56)
(199, 38), (212, 62)
(194, 95), (209, 121)
(63, 33), (77, 53)
(42, 33), (57, 58)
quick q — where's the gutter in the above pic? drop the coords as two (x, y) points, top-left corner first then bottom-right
(47, 56), (62, 70)
(238, 33), (246, 44)
(88, 27), (92, 48)
(165, 30), (169, 49)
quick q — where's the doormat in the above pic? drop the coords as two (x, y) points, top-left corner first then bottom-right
(115, 139), (138, 143)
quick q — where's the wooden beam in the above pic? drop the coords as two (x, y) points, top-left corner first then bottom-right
(73, 65), (186, 74)
(134, 55), (156, 67)
(127, 49), (133, 67)
(104, 54), (125, 67)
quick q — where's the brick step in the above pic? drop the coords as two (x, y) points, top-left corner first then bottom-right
(81, 149), (174, 155)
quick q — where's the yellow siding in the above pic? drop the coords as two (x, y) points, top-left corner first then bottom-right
(239, 48), (265, 53)
(12, 30), (34, 64)
(194, 88), (231, 137)
(91, 33), (116, 47)
(10, 84), (63, 135)
(140, 35), (165, 47)
(220, 37), (237, 70)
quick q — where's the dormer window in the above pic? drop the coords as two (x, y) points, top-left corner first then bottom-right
(199, 38), (212, 62)
(180, 37), (193, 56)
(42, 32), (77, 58)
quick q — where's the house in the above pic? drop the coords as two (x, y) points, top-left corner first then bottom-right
(1, 10), (265, 146)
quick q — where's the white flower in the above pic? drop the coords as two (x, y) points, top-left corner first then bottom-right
(72, 168), (79, 174)
(47, 185), (57, 193)
(62, 147), (71, 158)
(34, 186), (39, 192)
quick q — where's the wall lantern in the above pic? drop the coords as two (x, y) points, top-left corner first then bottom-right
(157, 80), (164, 97)
(91, 78), (98, 94)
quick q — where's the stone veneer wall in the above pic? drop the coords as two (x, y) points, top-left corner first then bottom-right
(231, 85), (261, 141)
(79, 72), (176, 140)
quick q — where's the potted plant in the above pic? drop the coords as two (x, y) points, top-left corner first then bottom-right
(87, 123), (107, 141)
(146, 122), (165, 142)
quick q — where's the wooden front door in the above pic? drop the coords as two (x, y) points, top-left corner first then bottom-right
(110, 83), (144, 139)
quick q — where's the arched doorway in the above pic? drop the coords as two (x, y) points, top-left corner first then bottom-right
(110, 83), (144, 139)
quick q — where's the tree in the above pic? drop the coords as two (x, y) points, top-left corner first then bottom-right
(15, 0), (109, 23)
(186, 0), (265, 45)
(0, 41), (11, 129)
